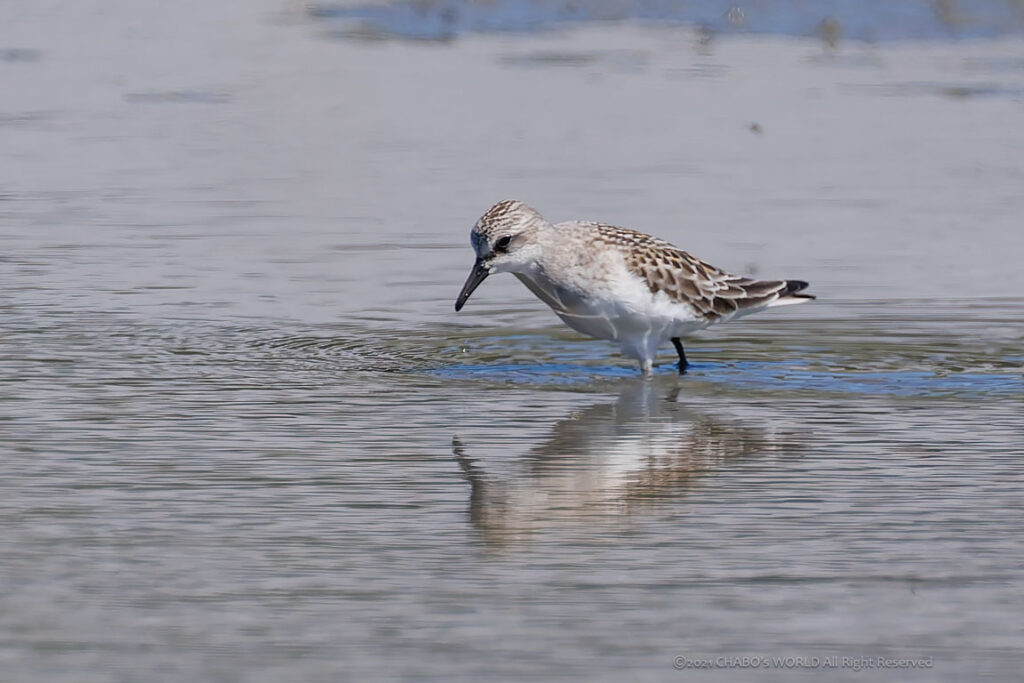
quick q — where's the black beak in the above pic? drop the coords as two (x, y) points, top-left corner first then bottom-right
(454, 258), (490, 311)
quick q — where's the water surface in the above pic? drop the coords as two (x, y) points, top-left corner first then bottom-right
(2, 1), (1023, 681)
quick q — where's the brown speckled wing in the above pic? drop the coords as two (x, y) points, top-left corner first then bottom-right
(591, 224), (797, 320)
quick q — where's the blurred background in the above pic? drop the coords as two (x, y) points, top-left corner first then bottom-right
(2, 2), (1023, 681)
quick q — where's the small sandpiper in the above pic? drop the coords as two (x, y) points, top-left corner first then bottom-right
(454, 200), (815, 375)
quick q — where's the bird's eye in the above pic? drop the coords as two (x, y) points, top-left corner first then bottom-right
(494, 235), (512, 253)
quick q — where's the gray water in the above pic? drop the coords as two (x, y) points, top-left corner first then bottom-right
(3, 2), (1024, 681)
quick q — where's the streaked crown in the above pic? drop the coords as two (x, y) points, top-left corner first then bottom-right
(473, 199), (545, 240)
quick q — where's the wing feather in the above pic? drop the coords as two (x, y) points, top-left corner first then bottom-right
(589, 223), (809, 320)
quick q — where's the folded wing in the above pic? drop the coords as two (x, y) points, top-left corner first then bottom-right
(591, 223), (814, 321)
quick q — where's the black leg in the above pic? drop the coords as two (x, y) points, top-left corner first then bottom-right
(671, 337), (689, 374)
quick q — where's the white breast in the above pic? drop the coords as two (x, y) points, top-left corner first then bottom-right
(515, 263), (707, 362)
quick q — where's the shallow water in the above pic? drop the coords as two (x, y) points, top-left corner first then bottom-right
(2, 1), (1024, 681)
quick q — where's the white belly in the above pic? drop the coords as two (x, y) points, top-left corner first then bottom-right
(514, 272), (707, 361)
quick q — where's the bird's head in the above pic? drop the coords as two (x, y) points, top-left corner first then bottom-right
(455, 199), (546, 311)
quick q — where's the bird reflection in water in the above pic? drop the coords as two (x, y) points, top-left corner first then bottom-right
(453, 381), (794, 547)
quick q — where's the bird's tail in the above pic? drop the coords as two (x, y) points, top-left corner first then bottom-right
(766, 279), (815, 307)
